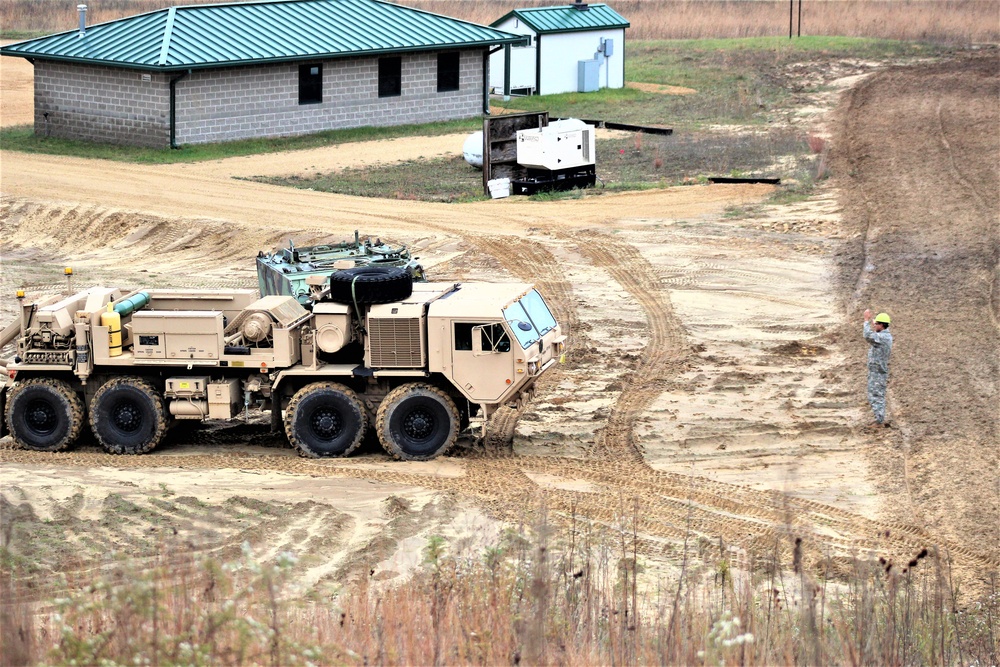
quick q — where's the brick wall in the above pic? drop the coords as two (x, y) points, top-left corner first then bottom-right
(31, 49), (484, 147)
(176, 50), (484, 145)
(34, 61), (171, 147)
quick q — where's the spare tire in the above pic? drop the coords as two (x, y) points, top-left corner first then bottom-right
(327, 266), (413, 305)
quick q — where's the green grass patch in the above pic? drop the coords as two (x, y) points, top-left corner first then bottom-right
(256, 129), (812, 202)
(505, 37), (949, 129)
(255, 154), (487, 203)
(0, 30), (48, 40)
(0, 117), (482, 163)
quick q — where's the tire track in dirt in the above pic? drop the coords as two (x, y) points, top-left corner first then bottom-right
(453, 229), (986, 572)
(0, 481), (360, 603)
(568, 231), (689, 462)
(7, 445), (994, 578)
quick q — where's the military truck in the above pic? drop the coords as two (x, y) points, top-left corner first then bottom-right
(257, 231), (425, 306)
(0, 268), (565, 460)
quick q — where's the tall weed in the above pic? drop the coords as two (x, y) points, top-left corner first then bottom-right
(5, 503), (998, 665)
(2, 0), (997, 43)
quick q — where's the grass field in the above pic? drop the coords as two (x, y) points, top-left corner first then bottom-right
(256, 129), (812, 201)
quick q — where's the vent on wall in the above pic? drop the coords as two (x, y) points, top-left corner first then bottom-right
(368, 318), (424, 367)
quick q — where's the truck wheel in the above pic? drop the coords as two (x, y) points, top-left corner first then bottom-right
(327, 266), (413, 305)
(376, 384), (459, 461)
(285, 382), (366, 457)
(6, 378), (84, 451)
(89, 377), (167, 455)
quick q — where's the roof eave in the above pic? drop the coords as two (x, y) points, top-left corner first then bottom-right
(1, 39), (523, 72)
(532, 24), (630, 35)
(490, 10), (521, 28)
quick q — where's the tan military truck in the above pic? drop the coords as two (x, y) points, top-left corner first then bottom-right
(0, 267), (565, 460)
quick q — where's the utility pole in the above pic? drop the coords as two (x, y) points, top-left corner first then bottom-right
(789, 0), (803, 39)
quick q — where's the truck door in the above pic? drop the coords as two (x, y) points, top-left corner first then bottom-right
(450, 322), (514, 402)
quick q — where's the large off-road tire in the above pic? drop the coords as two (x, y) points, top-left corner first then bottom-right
(327, 266), (413, 305)
(285, 382), (366, 458)
(376, 383), (459, 461)
(89, 377), (168, 455)
(6, 378), (84, 451)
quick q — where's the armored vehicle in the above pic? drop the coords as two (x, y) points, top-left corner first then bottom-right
(257, 231), (425, 306)
(0, 268), (564, 460)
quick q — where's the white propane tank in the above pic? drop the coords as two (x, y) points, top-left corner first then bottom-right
(463, 131), (483, 169)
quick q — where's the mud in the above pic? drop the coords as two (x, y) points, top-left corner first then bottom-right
(1, 51), (997, 597)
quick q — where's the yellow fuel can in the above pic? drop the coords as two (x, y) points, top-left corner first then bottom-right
(101, 303), (122, 357)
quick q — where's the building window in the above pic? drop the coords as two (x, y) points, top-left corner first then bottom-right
(378, 57), (402, 97)
(437, 52), (460, 92)
(299, 63), (322, 104)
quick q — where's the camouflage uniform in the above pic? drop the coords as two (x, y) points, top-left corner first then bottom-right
(863, 321), (893, 424)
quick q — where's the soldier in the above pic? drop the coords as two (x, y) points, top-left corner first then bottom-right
(863, 309), (893, 427)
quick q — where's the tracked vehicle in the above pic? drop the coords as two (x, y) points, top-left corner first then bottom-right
(0, 268), (564, 460)
(257, 231), (424, 306)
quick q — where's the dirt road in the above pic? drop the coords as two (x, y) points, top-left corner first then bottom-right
(1, 53), (997, 597)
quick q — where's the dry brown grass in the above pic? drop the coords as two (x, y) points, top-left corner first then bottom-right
(3, 506), (998, 666)
(3, 0), (997, 43)
(409, 0), (1000, 42)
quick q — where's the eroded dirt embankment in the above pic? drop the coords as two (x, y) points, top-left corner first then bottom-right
(831, 54), (1000, 557)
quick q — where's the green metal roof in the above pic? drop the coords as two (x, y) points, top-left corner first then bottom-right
(0, 0), (526, 71)
(491, 4), (629, 35)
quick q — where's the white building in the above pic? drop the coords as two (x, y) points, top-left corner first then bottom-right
(490, 2), (629, 96)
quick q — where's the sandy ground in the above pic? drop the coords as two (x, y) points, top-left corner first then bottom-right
(0, 51), (33, 127)
(1, 51), (997, 599)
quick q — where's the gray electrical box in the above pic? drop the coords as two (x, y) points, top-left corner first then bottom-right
(602, 38), (614, 57)
(578, 59), (600, 93)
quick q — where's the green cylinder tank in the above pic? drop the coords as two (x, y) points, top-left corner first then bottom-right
(114, 292), (150, 316)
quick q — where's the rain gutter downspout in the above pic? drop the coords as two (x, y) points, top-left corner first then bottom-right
(169, 69), (190, 149)
(160, 6), (189, 148)
(482, 50), (491, 114)
(534, 34), (541, 95)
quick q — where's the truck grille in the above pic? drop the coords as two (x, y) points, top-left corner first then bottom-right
(368, 318), (423, 367)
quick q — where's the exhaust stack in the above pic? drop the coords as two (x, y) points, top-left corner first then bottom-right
(77, 4), (87, 37)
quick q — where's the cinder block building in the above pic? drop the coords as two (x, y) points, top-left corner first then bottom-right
(0, 0), (524, 147)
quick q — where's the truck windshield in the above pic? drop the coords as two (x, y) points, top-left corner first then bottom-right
(503, 289), (557, 349)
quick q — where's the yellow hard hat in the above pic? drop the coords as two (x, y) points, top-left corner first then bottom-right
(874, 312), (891, 324)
